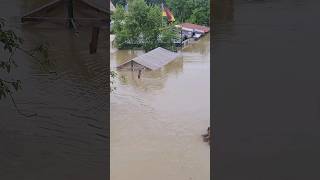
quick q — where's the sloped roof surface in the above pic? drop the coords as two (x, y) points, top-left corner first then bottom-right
(133, 47), (179, 70)
(180, 23), (210, 33)
(118, 47), (180, 70)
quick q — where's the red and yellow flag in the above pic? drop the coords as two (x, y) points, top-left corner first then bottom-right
(161, 1), (175, 23)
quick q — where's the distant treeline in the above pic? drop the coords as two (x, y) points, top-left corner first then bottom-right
(111, 0), (210, 26)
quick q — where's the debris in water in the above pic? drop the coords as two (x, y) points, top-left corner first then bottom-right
(202, 126), (210, 145)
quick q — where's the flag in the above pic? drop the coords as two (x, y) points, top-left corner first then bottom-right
(161, 0), (175, 23)
(164, 7), (175, 22)
(161, 3), (166, 16)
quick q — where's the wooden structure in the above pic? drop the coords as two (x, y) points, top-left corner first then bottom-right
(178, 23), (210, 34)
(21, 0), (109, 28)
(21, 0), (109, 54)
(117, 47), (180, 70)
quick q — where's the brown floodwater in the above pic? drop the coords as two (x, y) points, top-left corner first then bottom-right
(0, 0), (107, 179)
(213, 0), (320, 179)
(110, 35), (210, 180)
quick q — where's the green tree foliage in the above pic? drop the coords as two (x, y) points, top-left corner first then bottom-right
(112, 0), (177, 52)
(112, 0), (210, 25)
(0, 18), (52, 116)
(111, 6), (127, 48)
(169, 0), (193, 23)
(187, 0), (210, 26)
(166, 0), (210, 26)
(160, 25), (179, 52)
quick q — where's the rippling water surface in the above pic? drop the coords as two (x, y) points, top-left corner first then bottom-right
(0, 0), (107, 179)
(214, 0), (320, 179)
(110, 34), (210, 180)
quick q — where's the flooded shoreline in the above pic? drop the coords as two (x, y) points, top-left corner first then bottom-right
(110, 34), (210, 180)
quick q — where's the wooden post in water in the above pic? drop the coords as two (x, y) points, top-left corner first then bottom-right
(67, 0), (74, 29)
(90, 26), (100, 54)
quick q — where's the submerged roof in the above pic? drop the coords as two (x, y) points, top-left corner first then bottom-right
(117, 47), (180, 70)
(179, 23), (210, 33)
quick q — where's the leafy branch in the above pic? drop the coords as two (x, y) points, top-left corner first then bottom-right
(0, 17), (53, 117)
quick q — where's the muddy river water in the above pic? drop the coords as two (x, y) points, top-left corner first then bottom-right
(0, 0), (210, 179)
(110, 35), (210, 180)
(0, 0), (107, 179)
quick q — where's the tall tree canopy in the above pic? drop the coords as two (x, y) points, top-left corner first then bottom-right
(167, 0), (210, 26)
(111, 0), (178, 52)
(111, 0), (210, 26)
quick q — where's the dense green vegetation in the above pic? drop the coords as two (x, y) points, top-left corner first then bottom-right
(111, 0), (178, 52)
(112, 0), (166, 6)
(111, 0), (210, 26)
(167, 0), (210, 26)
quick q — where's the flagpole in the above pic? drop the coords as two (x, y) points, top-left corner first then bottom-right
(161, 2), (164, 28)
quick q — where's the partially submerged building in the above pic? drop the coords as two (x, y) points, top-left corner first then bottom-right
(179, 23), (210, 34)
(117, 47), (181, 71)
(176, 23), (210, 40)
(21, 0), (109, 27)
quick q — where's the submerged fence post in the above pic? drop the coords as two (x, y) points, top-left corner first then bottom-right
(67, 0), (74, 29)
(90, 26), (100, 54)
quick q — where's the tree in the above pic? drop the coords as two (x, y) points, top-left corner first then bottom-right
(166, 0), (210, 26)
(168, 0), (193, 23)
(112, 0), (178, 52)
(111, 6), (128, 49)
(160, 25), (179, 52)
(112, 0), (210, 26)
(188, 0), (210, 26)
(0, 18), (51, 116)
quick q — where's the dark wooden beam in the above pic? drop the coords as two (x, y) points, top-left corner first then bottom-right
(21, 0), (63, 23)
(67, 0), (74, 29)
(21, 0), (110, 23)
(89, 26), (100, 54)
(78, 0), (108, 14)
